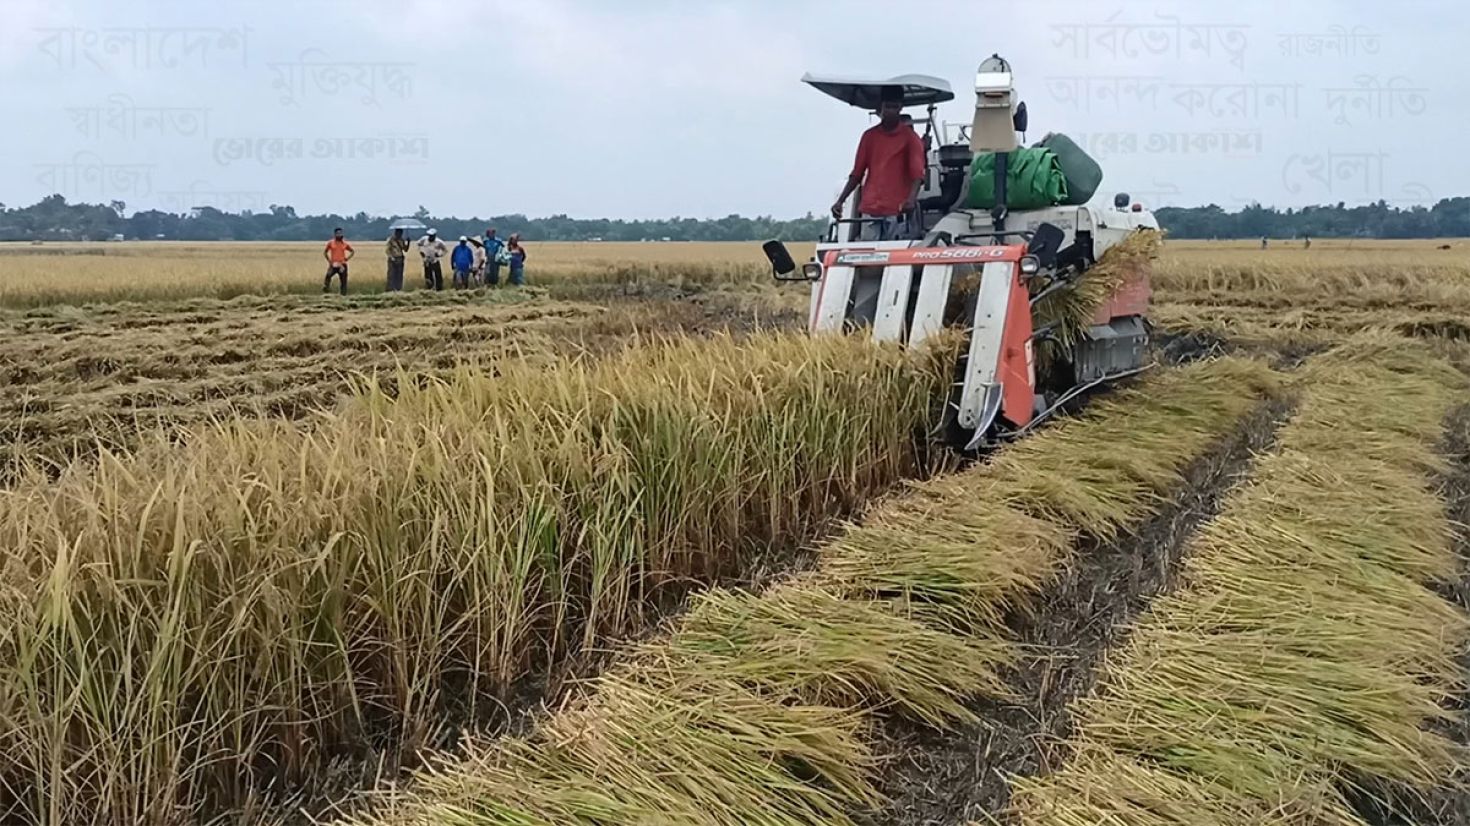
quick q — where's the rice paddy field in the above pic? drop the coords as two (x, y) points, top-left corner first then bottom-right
(0, 237), (1468, 826)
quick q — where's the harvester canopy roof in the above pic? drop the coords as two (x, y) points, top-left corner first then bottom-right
(800, 72), (955, 109)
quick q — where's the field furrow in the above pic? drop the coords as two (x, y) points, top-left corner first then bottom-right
(1011, 337), (1470, 825)
(332, 357), (1283, 826)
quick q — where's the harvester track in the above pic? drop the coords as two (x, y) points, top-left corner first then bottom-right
(870, 394), (1296, 826)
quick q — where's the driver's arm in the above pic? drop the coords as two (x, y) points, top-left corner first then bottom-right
(833, 136), (871, 218)
(833, 175), (863, 218)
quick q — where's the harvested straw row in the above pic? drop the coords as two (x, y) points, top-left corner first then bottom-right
(0, 332), (950, 826)
(342, 356), (1282, 826)
(1012, 335), (1469, 825)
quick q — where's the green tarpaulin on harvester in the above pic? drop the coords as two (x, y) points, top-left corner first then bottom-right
(966, 147), (1070, 211)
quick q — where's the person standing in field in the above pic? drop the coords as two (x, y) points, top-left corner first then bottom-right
(417, 228), (448, 290)
(384, 227), (410, 291)
(483, 227), (505, 286)
(323, 227), (354, 295)
(451, 236), (475, 289)
(507, 233), (527, 286)
(830, 85), (925, 241)
(470, 237), (487, 286)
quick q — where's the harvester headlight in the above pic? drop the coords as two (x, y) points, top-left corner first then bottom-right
(801, 261), (824, 281)
(1019, 255), (1041, 276)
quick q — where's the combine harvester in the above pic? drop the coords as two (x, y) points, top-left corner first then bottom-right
(764, 55), (1159, 450)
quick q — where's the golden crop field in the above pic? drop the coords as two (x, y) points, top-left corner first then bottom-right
(1, 237), (1468, 826)
(2, 236), (1462, 308)
(0, 240), (784, 308)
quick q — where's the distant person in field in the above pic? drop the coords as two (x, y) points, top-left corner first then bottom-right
(470, 236), (487, 285)
(1261, 236), (1269, 249)
(384, 227), (410, 291)
(451, 236), (475, 289)
(1304, 235), (1311, 249)
(417, 228), (448, 290)
(483, 227), (506, 286)
(831, 85), (925, 241)
(323, 227), (354, 295)
(507, 233), (527, 286)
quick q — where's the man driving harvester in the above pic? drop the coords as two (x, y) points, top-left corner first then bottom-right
(831, 85), (926, 241)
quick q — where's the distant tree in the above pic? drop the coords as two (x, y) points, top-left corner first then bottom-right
(0, 195), (1461, 243)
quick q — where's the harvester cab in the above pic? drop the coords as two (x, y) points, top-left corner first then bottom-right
(764, 55), (1160, 451)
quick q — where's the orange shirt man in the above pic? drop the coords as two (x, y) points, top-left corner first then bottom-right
(322, 227), (355, 295)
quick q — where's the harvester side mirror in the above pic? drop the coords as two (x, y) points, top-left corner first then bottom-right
(763, 240), (809, 281)
(1012, 101), (1028, 134)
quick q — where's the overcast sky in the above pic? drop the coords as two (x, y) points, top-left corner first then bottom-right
(4, 0), (1465, 219)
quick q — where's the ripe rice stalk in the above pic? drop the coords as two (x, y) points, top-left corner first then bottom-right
(662, 582), (1014, 726)
(987, 355), (1283, 538)
(1078, 629), (1461, 795)
(344, 673), (881, 826)
(1193, 455), (1462, 599)
(0, 331), (953, 824)
(811, 495), (1074, 630)
(1015, 337), (1469, 823)
(1011, 742), (1365, 826)
(811, 357), (1281, 630)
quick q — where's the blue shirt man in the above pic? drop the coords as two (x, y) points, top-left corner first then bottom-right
(483, 228), (506, 286)
(451, 237), (474, 288)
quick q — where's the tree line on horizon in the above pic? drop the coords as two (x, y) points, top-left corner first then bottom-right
(1, 194), (1467, 243)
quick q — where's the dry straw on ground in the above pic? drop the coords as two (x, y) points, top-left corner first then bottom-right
(0, 288), (802, 480)
(340, 356), (1281, 826)
(1012, 336), (1470, 825)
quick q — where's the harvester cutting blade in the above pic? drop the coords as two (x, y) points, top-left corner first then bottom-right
(961, 384), (1004, 451)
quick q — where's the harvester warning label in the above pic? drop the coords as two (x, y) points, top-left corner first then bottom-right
(834, 252), (891, 265)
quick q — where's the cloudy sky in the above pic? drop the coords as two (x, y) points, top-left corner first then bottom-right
(4, 0), (1465, 219)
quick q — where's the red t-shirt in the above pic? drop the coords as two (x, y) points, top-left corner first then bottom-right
(851, 124), (925, 216)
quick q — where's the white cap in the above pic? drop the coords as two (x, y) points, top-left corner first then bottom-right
(459, 235), (468, 242)
(427, 228), (437, 235)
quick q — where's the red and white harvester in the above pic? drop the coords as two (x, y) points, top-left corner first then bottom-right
(764, 55), (1159, 449)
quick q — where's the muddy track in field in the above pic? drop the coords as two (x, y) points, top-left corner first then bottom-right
(1154, 328), (1325, 371)
(869, 395), (1296, 826)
